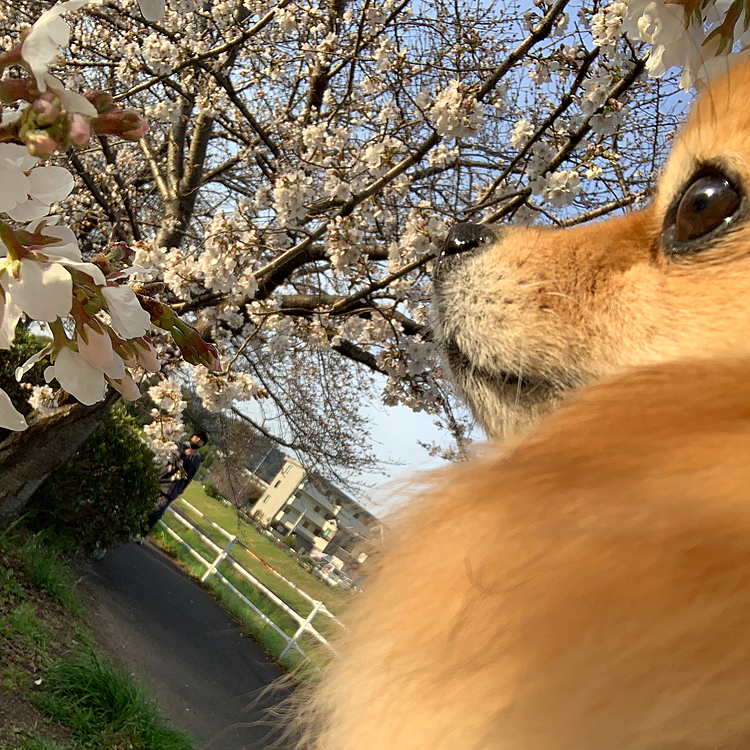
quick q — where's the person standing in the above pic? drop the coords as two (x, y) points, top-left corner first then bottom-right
(144, 431), (208, 534)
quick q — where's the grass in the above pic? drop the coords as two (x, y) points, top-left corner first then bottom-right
(180, 484), (352, 614)
(0, 531), (195, 750)
(34, 651), (194, 750)
(15, 536), (85, 616)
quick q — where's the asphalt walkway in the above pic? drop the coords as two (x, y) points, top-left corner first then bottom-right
(78, 540), (292, 750)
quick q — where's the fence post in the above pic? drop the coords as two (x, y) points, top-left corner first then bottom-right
(280, 600), (323, 659)
(200, 536), (238, 582)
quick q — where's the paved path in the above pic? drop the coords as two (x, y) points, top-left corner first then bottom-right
(77, 540), (291, 750)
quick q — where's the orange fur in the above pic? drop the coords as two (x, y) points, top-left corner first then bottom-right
(298, 57), (750, 750)
(305, 359), (750, 750)
(434, 58), (750, 436)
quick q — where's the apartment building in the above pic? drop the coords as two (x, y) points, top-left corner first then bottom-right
(250, 456), (381, 558)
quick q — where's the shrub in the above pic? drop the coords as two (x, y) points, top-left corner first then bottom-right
(25, 406), (160, 555)
(281, 533), (297, 549)
(203, 481), (224, 501)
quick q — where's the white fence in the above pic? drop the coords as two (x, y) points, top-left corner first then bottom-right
(157, 497), (344, 669)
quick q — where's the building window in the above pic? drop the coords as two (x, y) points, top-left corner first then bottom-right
(314, 505), (321, 514)
(302, 521), (311, 529)
(353, 512), (360, 519)
(274, 479), (282, 488)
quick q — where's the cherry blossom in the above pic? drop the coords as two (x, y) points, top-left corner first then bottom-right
(1, 259), (72, 322)
(45, 345), (107, 406)
(0, 145), (74, 222)
(27, 384), (58, 414)
(0, 0), (746, 469)
(21, 0), (97, 91)
(101, 285), (152, 339)
(0, 388), (27, 431)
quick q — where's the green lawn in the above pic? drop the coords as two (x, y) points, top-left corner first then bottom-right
(178, 484), (352, 615)
(151, 482), (354, 671)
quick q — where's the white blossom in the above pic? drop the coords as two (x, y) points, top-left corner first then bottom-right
(0, 146), (74, 222)
(21, 0), (97, 91)
(28, 384), (58, 414)
(510, 118), (534, 149)
(591, 2), (628, 49)
(0, 388), (27, 431)
(537, 170), (581, 207)
(426, 81), (483, 140)
(0, 259), (72, 322)
(46, 346), (106, 405)
(101, 285), (152, 339)
(0, 292), (22, 349)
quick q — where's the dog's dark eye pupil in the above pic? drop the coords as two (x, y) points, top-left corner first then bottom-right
(674, 174), (740, 243)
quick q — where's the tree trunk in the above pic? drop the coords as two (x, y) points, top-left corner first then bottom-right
(0, 390), (119, 527)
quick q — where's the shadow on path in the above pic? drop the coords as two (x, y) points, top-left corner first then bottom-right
(78, 540), (293, 750)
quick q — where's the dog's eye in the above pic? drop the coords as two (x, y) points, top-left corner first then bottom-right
(672, 172), (740, 245)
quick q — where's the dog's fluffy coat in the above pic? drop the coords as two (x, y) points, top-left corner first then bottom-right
(297, 59), (750, 750)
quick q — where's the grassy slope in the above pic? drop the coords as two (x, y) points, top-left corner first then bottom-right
(154, 483), (358, 673)
(0, 533), (195, 750)
(179, 483), (351, 615)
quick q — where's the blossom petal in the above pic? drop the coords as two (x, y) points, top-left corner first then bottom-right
(0, 293), (22, 349)
(107, 374), (140, 400)
(22, 0), (95, 90)
(55, 259), (106, 286)
(51, 346), (106, 405)
(102, 351), (126, 380)
(133, 339), (160, 372)
(0, 388), (27, 431)
(0, 259), (71, 322)
(6, 197), (50, 223)
(101, 285), (151, 339)
(15, 344), (53, 381)
(27, 166), (74, 205)
(0, 143), (38, 171)
(39, 223), (82, 262)
(76, 323), (113, 369)
(0, 171), (30, 216)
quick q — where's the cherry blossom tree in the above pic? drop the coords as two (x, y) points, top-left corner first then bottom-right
(0, 0), (746, 518)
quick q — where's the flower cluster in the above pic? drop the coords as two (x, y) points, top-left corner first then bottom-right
(143, 377), (186, 459)
(193, 364), (260, 412)
(423, 81), (484, 140)
(0, 0), (221, 434)
(623, 0), (750, 89)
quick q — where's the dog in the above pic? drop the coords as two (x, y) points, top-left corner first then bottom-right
(295, 59), (750, 750)
(434, 59), (750, 437)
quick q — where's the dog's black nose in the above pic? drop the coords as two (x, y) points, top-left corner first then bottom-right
(439, 222), (496, 260)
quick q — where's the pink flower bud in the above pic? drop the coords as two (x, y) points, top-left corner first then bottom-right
(67, 112), (91, 148)
(24, 130), (58, 158)
(119, 110), (149, 140)
(32, 91), (62, 127)
(93, 110), (149, 141)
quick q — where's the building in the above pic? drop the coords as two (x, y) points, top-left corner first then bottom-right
(250, 457), (381, 562)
